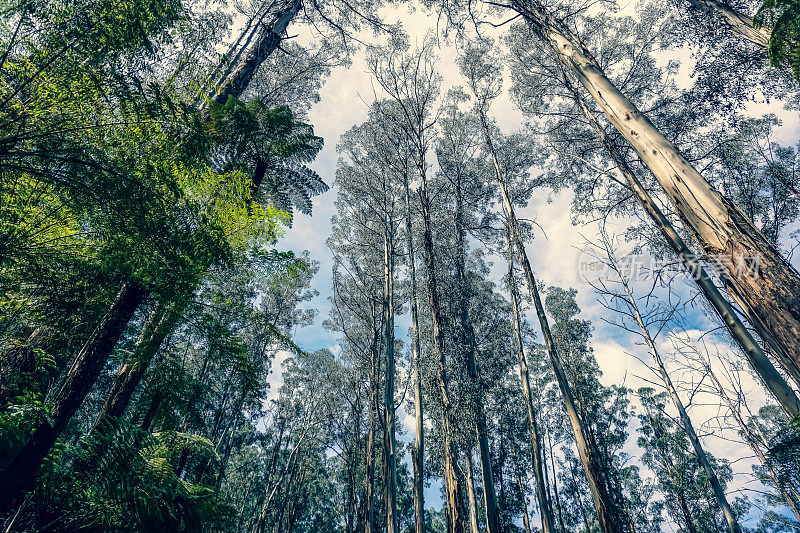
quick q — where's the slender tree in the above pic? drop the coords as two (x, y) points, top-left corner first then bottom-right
(368, 38), (467, 533)
(459, 40), (631, 533)
(591, 228), (744, 532)
(482, 0), (800, 378)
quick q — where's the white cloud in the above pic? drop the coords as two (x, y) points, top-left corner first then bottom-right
(274, 3), (797, 522)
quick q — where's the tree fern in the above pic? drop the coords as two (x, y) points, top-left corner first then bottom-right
(755, 0), (800, 80)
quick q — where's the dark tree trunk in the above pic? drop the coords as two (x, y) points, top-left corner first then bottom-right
(0, 281), (144, 511)
(454, 167), (500, 533)
(91, 297), (184, 433)
(417, 155), (466, 533)
(507, 227), (556, 533)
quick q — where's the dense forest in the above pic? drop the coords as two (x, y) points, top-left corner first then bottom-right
(2, 0), (800, 530)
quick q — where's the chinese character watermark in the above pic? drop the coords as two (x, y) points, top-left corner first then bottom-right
(577, 250), (762, 283)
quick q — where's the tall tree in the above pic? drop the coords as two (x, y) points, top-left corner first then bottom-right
(436, 95), (501, 533)
(505, 14), (800, 413)
(463, 0), (800, 378)
(505, 225), (556, 533)
(368, 37), (467, 533)
(591, 228), (744, 532)
(459, 39), (632, 532)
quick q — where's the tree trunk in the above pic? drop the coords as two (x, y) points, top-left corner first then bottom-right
(515, 1), (800, 385)
(506, 227), (556, 533)
(0, 281), (144, 511)
(345, 407), (359, 533)
(273, 456), (302, 533)
(678, 490), (700, 533)
(0, 326), (53, 407)
(383, 230), (399, 533)
(724, 285), (800, 389)
(205, 0), (303, 106)
(687, 0), (770, 48)
(480, 106), (627, 533)
(404, 173), (426, 533)
(567, 463), (594, 533)
(364, 391), (377, 533)
(215, 406), (242, 490)
(464, 449), (481, 533)
(252, 434), (304, 533)
(563, 73), (800, 415)
(615, 264), (742, 533)
(91, 296), (184, 433)
(546, 430), (568, 533)
(364, 325), (380, 533)
(140, 388), (163, 432)
(516, 467), (534, 533)
(417, 151), (466, 533)
(454, 165), (500, 533)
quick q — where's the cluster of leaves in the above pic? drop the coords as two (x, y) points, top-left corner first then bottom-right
(40, 422), (226, 531)
(0, 0), (331, 525)
(756, 0), (800, 80)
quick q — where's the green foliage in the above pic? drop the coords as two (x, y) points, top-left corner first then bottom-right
(0, 0), (327, 525)
(637, 388), (748, 531)
(755, 0), (800, 81)
(769, 417), (800, 502)
(36, 422), (226, 531)
(0, 347), (54, 468)
(206, 98), (326, 221)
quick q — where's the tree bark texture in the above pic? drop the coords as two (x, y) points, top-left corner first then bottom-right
(0, 281), (144, 511)
(515, 0), (800, 391)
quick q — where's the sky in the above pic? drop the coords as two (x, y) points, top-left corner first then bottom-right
(267, 1), (800, 526)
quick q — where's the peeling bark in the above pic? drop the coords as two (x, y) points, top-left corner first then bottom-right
(562, 77), (800, 416)
(514, 1), (800, 387)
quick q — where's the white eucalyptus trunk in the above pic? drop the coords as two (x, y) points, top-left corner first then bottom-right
(514, 1), (800, 386)
(564, 79), (800, 416)
(687, 0), (769, 48)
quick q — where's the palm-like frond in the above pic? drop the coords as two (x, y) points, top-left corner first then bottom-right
(206, 98), (327, 221)
(756, 0), (800, 80)
(41, 421), (226, 531)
